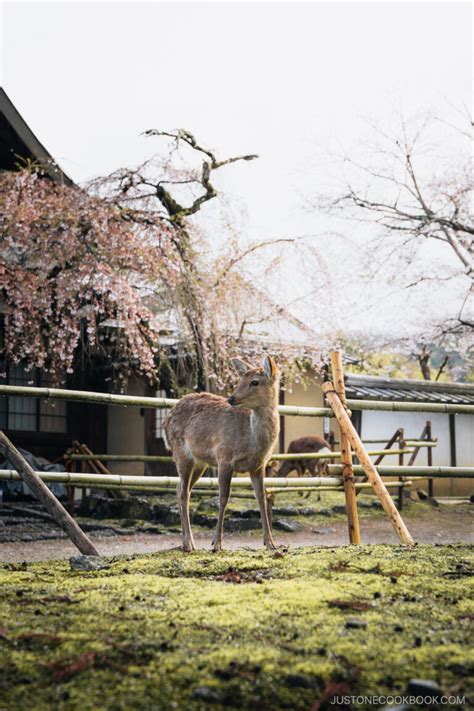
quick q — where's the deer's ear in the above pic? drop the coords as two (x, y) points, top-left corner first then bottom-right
(231, 358), (251, 377)
(262, 355), (278, 379)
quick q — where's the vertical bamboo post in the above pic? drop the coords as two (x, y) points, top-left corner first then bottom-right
(427, 421), (433, 498)
(329, 352), (361, 544)
(322, 382), (414, 546)
(398, 428), (404, 511)
(0, 431), (99, 556)
(67, 458), (75, 514)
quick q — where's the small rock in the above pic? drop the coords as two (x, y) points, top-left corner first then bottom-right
(371, 500), (383, 509)
(274, 519), (301, 532)
(69, 555), (109, 572)
(296, 507), (317, 516)
(225, 517), (262, 532)
(233, 508), (260, 519)
(192, 513), (217, 528)
(331, 504), (347, 514)
(191, 686), (222, 703)
(317, 508), (332, 517)
(345, 618), (367, 629)
(272, 506), (299, 516)
(405, 678), (442, 700)
(311, 527), (336, 535)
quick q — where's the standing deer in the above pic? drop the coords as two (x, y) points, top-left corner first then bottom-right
(164, 355), (280, 552)
(276, 435), (332, 478)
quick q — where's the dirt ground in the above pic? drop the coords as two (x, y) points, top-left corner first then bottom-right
(0, 504), (472, 562)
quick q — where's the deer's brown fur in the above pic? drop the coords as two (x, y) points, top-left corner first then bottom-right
(164, 355), (280, 552)
(277, 435), (332, 478)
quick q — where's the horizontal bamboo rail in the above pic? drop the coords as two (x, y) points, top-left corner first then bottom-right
(404, 441), (437, 447)
(2, 467), (470, 492)
(65, 448), (415, 463)
(0, 384), (472, 415)
(334, 438), (437, 445)
(345, 398), (474, 414)
(327, 465), (474, 477)
(267, 481), (412, 493)
(0, 471), (345, 488)
(0, 384), (333, 417)
(66, 454), (174, 463)
(0, 385), (179, 409)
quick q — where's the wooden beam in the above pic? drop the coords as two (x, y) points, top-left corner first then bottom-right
(330, 352), (361, 545)
(322, 383), (415, 547)
(0, 432), (99, 556)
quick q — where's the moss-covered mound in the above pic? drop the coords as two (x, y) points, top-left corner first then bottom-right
(0, 544), (472, 710)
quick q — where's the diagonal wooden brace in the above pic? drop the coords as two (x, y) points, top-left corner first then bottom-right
(0, 431), (99, 556)
(322, 383), (415, 547)
(329, 352), (361, 544)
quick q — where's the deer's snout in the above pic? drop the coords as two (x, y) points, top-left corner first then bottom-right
(227, 395), (236, 406)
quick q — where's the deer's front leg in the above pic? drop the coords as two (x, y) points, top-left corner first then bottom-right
(211, 464), (233, 552)
(250, 468), (277, 550)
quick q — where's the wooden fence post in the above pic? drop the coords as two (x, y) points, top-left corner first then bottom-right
(398, 428), (404, 511)
(329, 352), (361, 544)
(426, 421), (433, 498)
(0, 431), (99, 556)
(322, 382), (415, 547)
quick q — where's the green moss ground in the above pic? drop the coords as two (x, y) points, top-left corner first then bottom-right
(0, 544), (472, 710)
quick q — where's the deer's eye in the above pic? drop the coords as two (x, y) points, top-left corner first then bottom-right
(251, 379), (259, 386)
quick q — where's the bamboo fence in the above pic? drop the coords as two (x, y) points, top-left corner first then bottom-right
(0, 384), (472, 415)
(1, 350), (472, 549)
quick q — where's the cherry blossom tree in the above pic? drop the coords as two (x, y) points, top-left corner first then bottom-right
(0, 167), (180, 384)
(1, 133), (323, 392)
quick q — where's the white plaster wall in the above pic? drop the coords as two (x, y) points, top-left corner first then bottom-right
(107, 376), (146, 475)
(283, 375), (325, 450)
(360, 410), (472, 496)
(455, 415), (474, 466)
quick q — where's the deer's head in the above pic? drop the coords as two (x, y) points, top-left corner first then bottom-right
(228, 355), (280, 409)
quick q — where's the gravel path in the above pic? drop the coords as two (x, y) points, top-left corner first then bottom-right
(0, 508), (472, 562)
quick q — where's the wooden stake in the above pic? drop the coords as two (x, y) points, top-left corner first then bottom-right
(322, 383), (415, 546)
(398, 428), (405, 510)
(0, 431), (99, 556)
(426, 421), (433, 498)
(329, 352), (361, 545)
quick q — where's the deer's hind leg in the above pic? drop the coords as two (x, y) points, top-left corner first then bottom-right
(211, 464), (233, 552)
(250, 468), (277, 551)
(176, 455), (200, 552)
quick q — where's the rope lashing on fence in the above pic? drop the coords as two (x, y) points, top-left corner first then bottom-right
(0, 384), (473, 415)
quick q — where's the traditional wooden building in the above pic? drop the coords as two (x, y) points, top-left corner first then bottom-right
(0, 88), (108, 461)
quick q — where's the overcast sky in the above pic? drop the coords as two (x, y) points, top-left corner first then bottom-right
(1, 1), (472, 344)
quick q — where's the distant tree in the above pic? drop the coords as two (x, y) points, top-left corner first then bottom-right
(312, 110), (473, 356)
(89, 129), (315, 391)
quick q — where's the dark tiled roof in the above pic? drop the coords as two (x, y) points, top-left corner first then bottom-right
(0, 88), (73, 185)
(345, 374), (474, 405)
